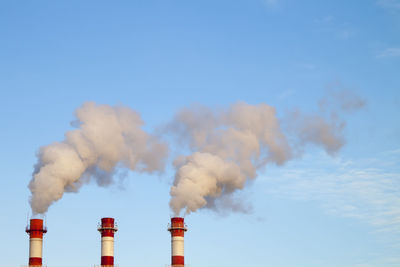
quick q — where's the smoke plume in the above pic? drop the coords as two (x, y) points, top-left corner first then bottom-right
(29, 102), (168, 214)
(168, 97), (363, 216)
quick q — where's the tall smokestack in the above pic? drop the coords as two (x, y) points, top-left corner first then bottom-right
(168, 217), (187, 267)
(26, 219), (47, 266)
(98, 217), (118, 266)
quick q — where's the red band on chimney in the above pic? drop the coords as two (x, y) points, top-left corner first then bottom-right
(101, 231), (115, 237)
(29, 257), (42, 265)
(171, 217), (185, 237)
(27, 219), (46, 238)
(172, 255), (185, 265)
(101, 218), (115, 237)
(101, 256), (114, 265)
(171, 229), (185, 237)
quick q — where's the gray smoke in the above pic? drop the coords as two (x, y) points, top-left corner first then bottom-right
(168, 96), (364, 215)
(319, 83), (367, 113)
(287, 110), (345, 156)
(29, 102), (168, 214)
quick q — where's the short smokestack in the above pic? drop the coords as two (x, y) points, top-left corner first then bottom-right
(98, 217), (118, 266)
(26, 219), (47, 266)
(168, 217), (187, 267)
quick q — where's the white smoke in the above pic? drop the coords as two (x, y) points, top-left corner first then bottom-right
(29, 90), (364, 216)
(168, 98), (363, 216)
(29, 102), (168, 214)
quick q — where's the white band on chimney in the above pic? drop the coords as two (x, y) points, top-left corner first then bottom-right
(172, 236), (184, 256)
(29, 238), (43, 258)
(101, 236), (115, 257)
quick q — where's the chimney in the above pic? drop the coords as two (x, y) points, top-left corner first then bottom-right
(26, 219), (47, 266)
(168, 217), (188, 267)
(98, 217), (118, 266)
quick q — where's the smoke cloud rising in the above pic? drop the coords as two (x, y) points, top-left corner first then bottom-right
(168, 95), (364, 215)
(29, 90), (364, 216)
(29, 102), (168, 214)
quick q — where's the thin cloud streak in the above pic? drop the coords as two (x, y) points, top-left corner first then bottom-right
(262, 150), (400, 235)
(377, 47), (400, 58)
(377, 0), (400, 9)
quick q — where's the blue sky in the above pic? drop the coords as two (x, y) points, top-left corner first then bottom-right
(0, 0), (399, 266)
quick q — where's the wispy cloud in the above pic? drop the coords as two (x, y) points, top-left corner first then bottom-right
(314, 15), (335, 24)
(354, 256), (400, 267)
(377, 0), (400, 10)
(277, 89), (295, 100)
(313, 15), (355, 40)
(336, 29), (355, 40)
(377, 47), (400, 58)
(261, 149), (400, 236)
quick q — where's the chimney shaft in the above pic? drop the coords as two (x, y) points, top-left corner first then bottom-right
(98, 217), (118, 266)
(26, 219), (47, 266)
(168, 217), (187, 267)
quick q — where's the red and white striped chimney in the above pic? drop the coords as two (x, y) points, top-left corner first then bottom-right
(26, 218), (47, 266)
(98, 217), (118, 266)
(168, 217), (188, 267)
